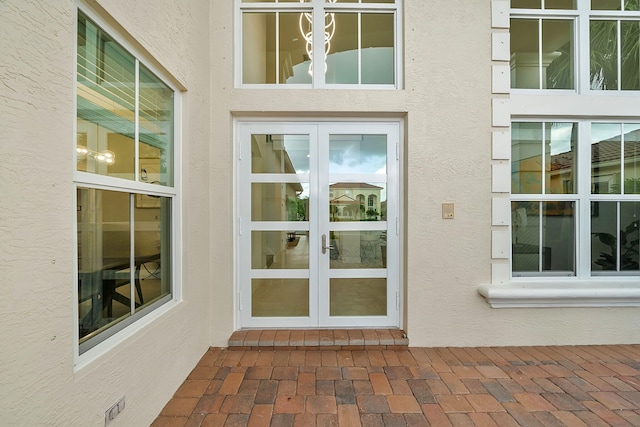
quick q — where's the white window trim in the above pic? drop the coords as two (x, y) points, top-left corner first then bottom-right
(234, 0), (403, 89)
(73, 3), (183, 367)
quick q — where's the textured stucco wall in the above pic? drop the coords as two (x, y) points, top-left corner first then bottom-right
(1, 0), (213, 425)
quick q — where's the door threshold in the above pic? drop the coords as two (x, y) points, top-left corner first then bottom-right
(228, 329), (408, 350)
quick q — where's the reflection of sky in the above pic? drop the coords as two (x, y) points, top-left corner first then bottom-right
(549, 123), (640, 155)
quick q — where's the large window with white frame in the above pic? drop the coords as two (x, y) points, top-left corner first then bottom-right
(75, 9), (178, 353)
(237, 0), (400, 88)
(511, 0), (640, 91)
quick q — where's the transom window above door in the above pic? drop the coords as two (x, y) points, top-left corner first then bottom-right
(236, 0), (401, 88)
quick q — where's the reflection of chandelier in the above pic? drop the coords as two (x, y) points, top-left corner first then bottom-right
(76, 145), (115, 164)
(299, 0), (336, 76)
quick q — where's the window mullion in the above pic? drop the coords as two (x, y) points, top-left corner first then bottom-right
(578, 5), (590, 93)
(538, 201), (544, 272)
(312, 3), (324, 87)
(617, 19), (622, 91)
(538, 18), (543, 89)
(577, 121), (591, 278)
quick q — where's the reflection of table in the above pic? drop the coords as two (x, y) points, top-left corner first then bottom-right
(78, 254), (160, 336)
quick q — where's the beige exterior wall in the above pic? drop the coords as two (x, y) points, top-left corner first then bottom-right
(2, 0), (640, 424)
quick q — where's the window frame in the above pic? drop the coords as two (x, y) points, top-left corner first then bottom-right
(73, 4), (182, 365)
(234, 0), (403, 89)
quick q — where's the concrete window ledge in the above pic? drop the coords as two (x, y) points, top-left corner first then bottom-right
(478, 282), (640, 308)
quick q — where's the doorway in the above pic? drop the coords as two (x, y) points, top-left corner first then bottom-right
(237, 122), (400, 328)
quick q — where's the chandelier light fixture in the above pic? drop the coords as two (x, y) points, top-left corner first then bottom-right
(76, 145), (115, 165)
(299, 0), (337, 76)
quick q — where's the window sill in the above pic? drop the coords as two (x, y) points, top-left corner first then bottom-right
(478, 281), (640, 308)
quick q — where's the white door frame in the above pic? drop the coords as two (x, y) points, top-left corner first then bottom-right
(236, 120), (402, 329)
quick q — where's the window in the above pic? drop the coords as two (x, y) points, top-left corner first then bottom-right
(76, 9), (178, 353)
(511, 0), (640, 91)
(237, 0), (400, 88)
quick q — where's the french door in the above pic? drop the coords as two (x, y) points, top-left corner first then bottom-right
(238, 122), (400, 328)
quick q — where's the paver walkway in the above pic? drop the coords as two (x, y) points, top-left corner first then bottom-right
(152, 345), (640, 426)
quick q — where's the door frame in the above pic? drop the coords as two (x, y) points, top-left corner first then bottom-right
(234, 118), (404, 329)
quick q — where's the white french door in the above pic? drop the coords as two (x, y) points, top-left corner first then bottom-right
(237, 122), (400, 328)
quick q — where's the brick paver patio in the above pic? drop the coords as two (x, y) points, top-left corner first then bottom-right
(152, 343), (640, 426)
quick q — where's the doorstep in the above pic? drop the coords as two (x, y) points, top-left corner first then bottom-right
(228, 329), (409, 350)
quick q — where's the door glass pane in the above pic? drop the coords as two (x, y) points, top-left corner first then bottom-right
(330, 278), (386, 316)
(329, 182), (386, 222)
(252, 231), (309, 269)
(591, 20), (619, 90)
(511, 19), (540, 88)
(592, 123), (621, 194)
(252, 183), (309, 221)
(624, 123), (640, 193)
(252, 279), (309, 317)
(361, 13), (394, 84)
(329, 230), (386, 268)
(621, 21), (640, 90)
(281, 13), (313, 84)
(329, 134), (387, 174)
(326, 13), (358, 84)
(251, 134), (310, 173)
(545, 123), (576, 194)
(543, 20), (574, 89)
(592, 201), (618, 271)
(512, 122), (543, 194)
(242, 13), (276, 84)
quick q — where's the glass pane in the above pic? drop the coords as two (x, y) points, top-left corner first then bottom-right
(542, 201), (575, 273)
(243, 0), (311, 2)
(512, 201), (540, 272)
(329, 230), (387, 268)
(326, 13), (358, 84)
(133, 196), (171, 312)
(77, 12), (135, 178)
(138, 65), (174, 186)
(545, 123), (576, 194)
(592, 123), (622, 194)
(620, 202), (640, 270)
(591, 20), (619, 90)
(543, 20), (574, 89)
(591, 201), (618, 270)
(330, 278), (386, 316)
(251, 231), (309, 269)
(251, 279), (309, 317)
(621, 21), (640, 90)
(361, 13), (394, 84)
(511, 19), (540, 89)
(625, 0), (640, 10)
(624, 123), (640, 193)
(242, 13), (276, 84)
(78, 188), (131, 343)
(512, 122), (543, 194)
(281, 13), (313, 84)
(592, 0), (622, 9)
(252, 183), (309, 221)
(251, 134), (310, 173)
(329, 134), (387, 174)
(546, 0), (576, 9)
(512, 0), (541, 8)
(330, 182), (386, 222)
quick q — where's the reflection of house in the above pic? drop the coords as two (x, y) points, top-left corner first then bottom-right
(329, 182), (383, 220)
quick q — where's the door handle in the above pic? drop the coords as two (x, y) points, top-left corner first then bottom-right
(322, 234), (334, 254)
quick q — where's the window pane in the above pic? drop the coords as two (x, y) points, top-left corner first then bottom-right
(546, 123), (576, 194)
(623, 123), (640, 193)
(252, 183), (309, 221)
(327, 13), (358, 84)
(625, 0), (640, 10)
(251, 134), (310, 173)
(592, 201), (618, 271)
(77, 13), (135, 178)
(592, 123), (622, 194)
(543, 20), (574, 89)
(281, 13), (313, 84)
(330, 278), (386, 316)
(361, 13), (394, 84)
(621, 21), (640, 90)
(546, 0), (576, 9)
(139, 65), (174, 186)
(511, 19), (540, 89)
(78, 188), (131, 342)
(542, 201), (575, 273)
(252, 279), (309, 317)
(242, 13), (276, 84)
(512, 201), (540, 272)
(620, 202), (640, 270)
(512, 122), (543, 194)
(592, 0), (622, 10)
(251, 231), (309, 269)
(329, 134), (387, 174)
(591, 20), (619, 90)
(512, 0), (541, 8)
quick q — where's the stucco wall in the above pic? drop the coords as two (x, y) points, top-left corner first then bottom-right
(0, 0), (213, 425)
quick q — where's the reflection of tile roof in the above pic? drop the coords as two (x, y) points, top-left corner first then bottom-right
(330, 182), (383, 189)
(330, 195), (360, 204)
(551, 135), (640, 171)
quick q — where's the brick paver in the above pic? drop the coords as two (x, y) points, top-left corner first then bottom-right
(153, 344), (640, 426)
